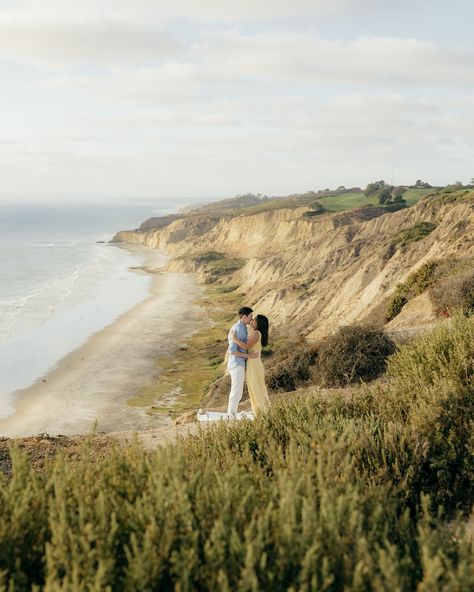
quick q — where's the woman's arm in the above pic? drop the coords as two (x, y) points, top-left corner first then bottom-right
(233, 330), (260, 349)
(231, 350), (258, 359)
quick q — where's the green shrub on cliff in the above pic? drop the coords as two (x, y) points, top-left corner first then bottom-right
(302, 201), (327, 217)
(386, 258), (474, 321)
(391, 221), (437, 246)
(386, 260), (440, 321)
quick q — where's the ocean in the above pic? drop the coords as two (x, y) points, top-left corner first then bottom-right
(0, 201), (186, 416)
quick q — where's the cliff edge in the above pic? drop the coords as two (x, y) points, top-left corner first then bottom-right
(114, 189), (474, 339)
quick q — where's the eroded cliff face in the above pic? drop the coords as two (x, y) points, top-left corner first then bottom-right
(114, 193), (474, 339)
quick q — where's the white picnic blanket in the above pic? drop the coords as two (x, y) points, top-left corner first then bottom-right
(196, 409), (255, 422)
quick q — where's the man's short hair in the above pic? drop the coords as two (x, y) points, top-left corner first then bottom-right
(238, 306), (253, 317)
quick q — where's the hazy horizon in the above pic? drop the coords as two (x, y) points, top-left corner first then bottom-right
(1, 1), (473, 204)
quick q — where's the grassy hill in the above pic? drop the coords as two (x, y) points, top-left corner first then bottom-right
(190, 187), (436, 216)
(317, 187), (434, 212)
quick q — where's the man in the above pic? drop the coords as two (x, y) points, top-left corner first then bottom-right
(227, 306), (254, 416)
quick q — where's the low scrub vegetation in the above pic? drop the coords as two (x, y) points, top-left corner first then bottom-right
(1, 319), (473, 590)
(189, 251), (246, 284)
(391, 221), (437, 247)
(315, 325), (396, 387)
(386, 257), (474, 321)
(302, 201), (327, 217)
(430, 267), (474, 317)
(266, 339), (317, 392)
(386, 260), (440, 321)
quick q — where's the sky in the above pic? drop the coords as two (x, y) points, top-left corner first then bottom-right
(0, 0), (473, 203)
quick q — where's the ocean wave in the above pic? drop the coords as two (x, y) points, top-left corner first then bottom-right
(0, 261), (94, 342)
(0, 246), (136, 343)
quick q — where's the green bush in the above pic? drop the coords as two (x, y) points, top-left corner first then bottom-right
(193, 251), (225, 264)
(386, 260), (440, 321)
(386, 283), (410, 321)
(388, 314), (474, 391)
(392, 221), (437, 246)
(384, 315), (474, 509)
(302, 201), (326, 217)
(315, 325), (396, 386)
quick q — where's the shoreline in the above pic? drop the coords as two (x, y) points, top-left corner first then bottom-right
(0, 245), (203, 438)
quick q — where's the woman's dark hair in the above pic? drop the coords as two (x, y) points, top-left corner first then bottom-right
(256, 315), (269, 347)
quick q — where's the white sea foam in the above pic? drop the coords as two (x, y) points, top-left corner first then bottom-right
(0, 202), (169, 404)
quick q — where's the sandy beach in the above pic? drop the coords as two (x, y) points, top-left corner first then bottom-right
(0, 245), (202, 438)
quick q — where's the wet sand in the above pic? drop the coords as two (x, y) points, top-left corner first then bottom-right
(0, 246), (202, 438)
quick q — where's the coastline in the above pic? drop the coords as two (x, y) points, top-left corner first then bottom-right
(0, 245), (203, 438)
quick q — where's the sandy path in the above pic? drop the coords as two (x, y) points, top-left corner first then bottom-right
(0, 247), (202, 438)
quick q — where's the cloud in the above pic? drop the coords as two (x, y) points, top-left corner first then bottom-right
(38, 30), (474, 107)
(0, 18), (183, 66)
(1, 1), (473, 199)
(196, 31), (474, 88)
(0, 0), (379, 28)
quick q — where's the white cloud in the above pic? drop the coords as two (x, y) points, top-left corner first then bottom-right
(1, 1), (473, 200)
(0, 18), (183, 66)
(37, 31), (474, 108)
(196, 31), (474, 88)
(0, 0), (379, 27)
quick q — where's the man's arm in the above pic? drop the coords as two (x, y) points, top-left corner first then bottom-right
(228, 323), (247, 354)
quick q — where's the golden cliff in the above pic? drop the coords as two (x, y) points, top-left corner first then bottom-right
(114, 191), (474, 340)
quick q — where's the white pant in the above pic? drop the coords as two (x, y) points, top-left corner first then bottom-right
(227, 365), (245, 414)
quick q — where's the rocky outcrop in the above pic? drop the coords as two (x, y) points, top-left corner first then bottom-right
(114, 192), (474, 339)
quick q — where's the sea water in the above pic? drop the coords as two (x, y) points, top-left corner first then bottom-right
(0, 201), (189, 416)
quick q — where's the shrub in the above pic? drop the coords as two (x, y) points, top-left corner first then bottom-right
(0, 379), (473, 590)
(392, 222), (437, 246)
(386, 283), (410, 321)
(266, 340), (317, 392)
(316, 325), (396, 386)
(430, 267), (474, 317)
(385, 315), (474, 509)
(193, 251), (225, 264)
(383, 201), (407, 212)
(0, 320), (473, 590)
(387, 314), (474, 392)
(302, 201), (326, 217)
(386, 260), (440, 321)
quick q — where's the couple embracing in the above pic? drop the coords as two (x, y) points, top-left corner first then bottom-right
(227, 306), (270, 416)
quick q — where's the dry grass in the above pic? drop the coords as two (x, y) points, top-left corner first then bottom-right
(430, 267), (474, 317)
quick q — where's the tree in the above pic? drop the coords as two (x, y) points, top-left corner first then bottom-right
(392, 186), (407, 202)
(364, 180), (386, 197)
(377, 185), (394, 205)
(414, 179), (432, 189)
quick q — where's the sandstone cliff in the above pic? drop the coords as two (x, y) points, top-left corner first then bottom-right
(114, 191), (474, 340)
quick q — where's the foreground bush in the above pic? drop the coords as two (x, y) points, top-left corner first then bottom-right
(388, 314), (474, 391)
(0, 319), (473, 590)
(315, 325), (396, 387)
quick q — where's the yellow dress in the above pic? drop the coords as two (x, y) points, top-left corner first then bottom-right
(246, 329), (270, 414)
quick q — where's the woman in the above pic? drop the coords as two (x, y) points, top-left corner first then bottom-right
(232, 314), (270, 414)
